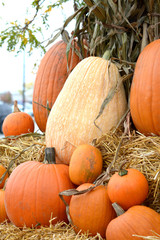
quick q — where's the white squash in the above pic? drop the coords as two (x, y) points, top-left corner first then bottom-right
(45, 56), (128, 164)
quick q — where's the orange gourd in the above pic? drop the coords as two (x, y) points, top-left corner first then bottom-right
(32, 39), (88, 132)
(130, 39), (160, 136)
(69, 183), (116, 238)
(106, 203), (160, 239)
(46, 56), (128, 165)
(2, 100), (34, 137)
(69, 144), (103, 185)
(107, 168), (149, 210)
(0, 165), (8, 189)
(0, 189), (9, 223)
(4, 147), (75, 228)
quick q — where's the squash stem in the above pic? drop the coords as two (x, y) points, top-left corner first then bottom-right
(112, 202), (125, 216)
(13, 100), (21, 113)
(45, 147), (56, 164)
(118, 169), (128, 176)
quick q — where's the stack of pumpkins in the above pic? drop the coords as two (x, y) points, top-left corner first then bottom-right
(66, 146), (160, 239)
(2, 143), (160, 239)
(1, 38), (160, 239)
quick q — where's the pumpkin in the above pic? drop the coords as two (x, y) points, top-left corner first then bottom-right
(32, 39), (88, 132)
(69, 183), (116, 238)
(107, 168), (149, 210)
(69, 144), (103, 185)
(106, 203), (160, 239)
(4, 147), (75, 228)
(130, 39), (160, 136)
(0, 189), (9, 223)
(45, 56), (128, 165)
(0, 165), (8, 188)
(2, 100), (34, 137)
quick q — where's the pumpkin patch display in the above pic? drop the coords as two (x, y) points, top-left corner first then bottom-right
(107, 168), (149, 210)
(106, 203), (160, 239)
(130, 39), (160, 136)
(4, 147), (75, 228)
(0, 189), (9, 223)
(2, 100), (34, 137)
(0, 165), (8, 189)
(32, 39), (88, 132)
(69, 183), (116, 238)
(45, 56), (128, 165)
(69, 144), (103, 185)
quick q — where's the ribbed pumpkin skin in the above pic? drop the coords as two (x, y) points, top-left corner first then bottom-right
(107, 168), (149, 210)
(4, 161), (75, 228)
(69, 183), (116, 238)
(0, 189), (9, 223)
(0, 165), (8, 188)
(69, 144), (103, 185)
(106, 205), (160, 239)
(33, 40), (86, 132)
(45, 56), (128, 165)
(2, 112), (34, 137)
(130, 39), (160, 136)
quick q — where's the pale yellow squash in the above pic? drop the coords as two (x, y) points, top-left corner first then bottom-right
(45, 56), (128, 165)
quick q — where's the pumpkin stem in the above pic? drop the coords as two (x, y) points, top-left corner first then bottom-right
(102, 49), (111, 60)
(13, 100), (21, 113)
(118, 169), (128, 176)
(112, 202), (125, 216)
(44, 147), (56, 164)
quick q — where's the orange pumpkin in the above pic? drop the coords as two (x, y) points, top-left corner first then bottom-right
(0, 165), (8, 189)
(69, 144), (103, 185)
(32, 39), (88, 132)
(2, 100), (34, 137)
(130, 39), (160, 136)
(107, 168), (149, 210)
(0, 189), (9, 223)
(69, 183), (116, 238)
(4, 147), (75, 228)
(106, 204), (160, 239)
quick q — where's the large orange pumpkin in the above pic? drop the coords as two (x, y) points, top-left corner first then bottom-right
(32, 39), (88, 132)
(107, 168), (149, 210)
(69, 183), (116, 238)
(130, 39), (160, 136)
(106, 204), (160, 239)
(46, 56), (128, 165)
(4, 147), (75, 228)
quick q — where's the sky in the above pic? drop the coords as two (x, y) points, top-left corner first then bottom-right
(0, 0), (75, 96)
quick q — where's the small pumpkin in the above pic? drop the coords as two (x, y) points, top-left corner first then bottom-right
(69, 183), (116, 238)
(0, 165), (8, 189)
(0, 189), (9, 223)
(130, 39), (160, 136)
(32, 39), (88, 132)
(2, 100), (34, 137)
(46, 56), (128, 165)
(69, 144), (103, 185)
(4, 147), (75, 228)
(106, 203), (160, 239)
(107, 168), (149, 210)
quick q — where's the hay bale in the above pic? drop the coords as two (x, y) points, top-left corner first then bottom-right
(94, 128), (160, 213)
(0, 130), (160, 239)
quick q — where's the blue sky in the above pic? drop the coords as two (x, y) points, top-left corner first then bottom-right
(0, 0), (75, 93)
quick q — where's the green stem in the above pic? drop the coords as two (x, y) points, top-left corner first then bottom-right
(118, 169), (128, 176)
